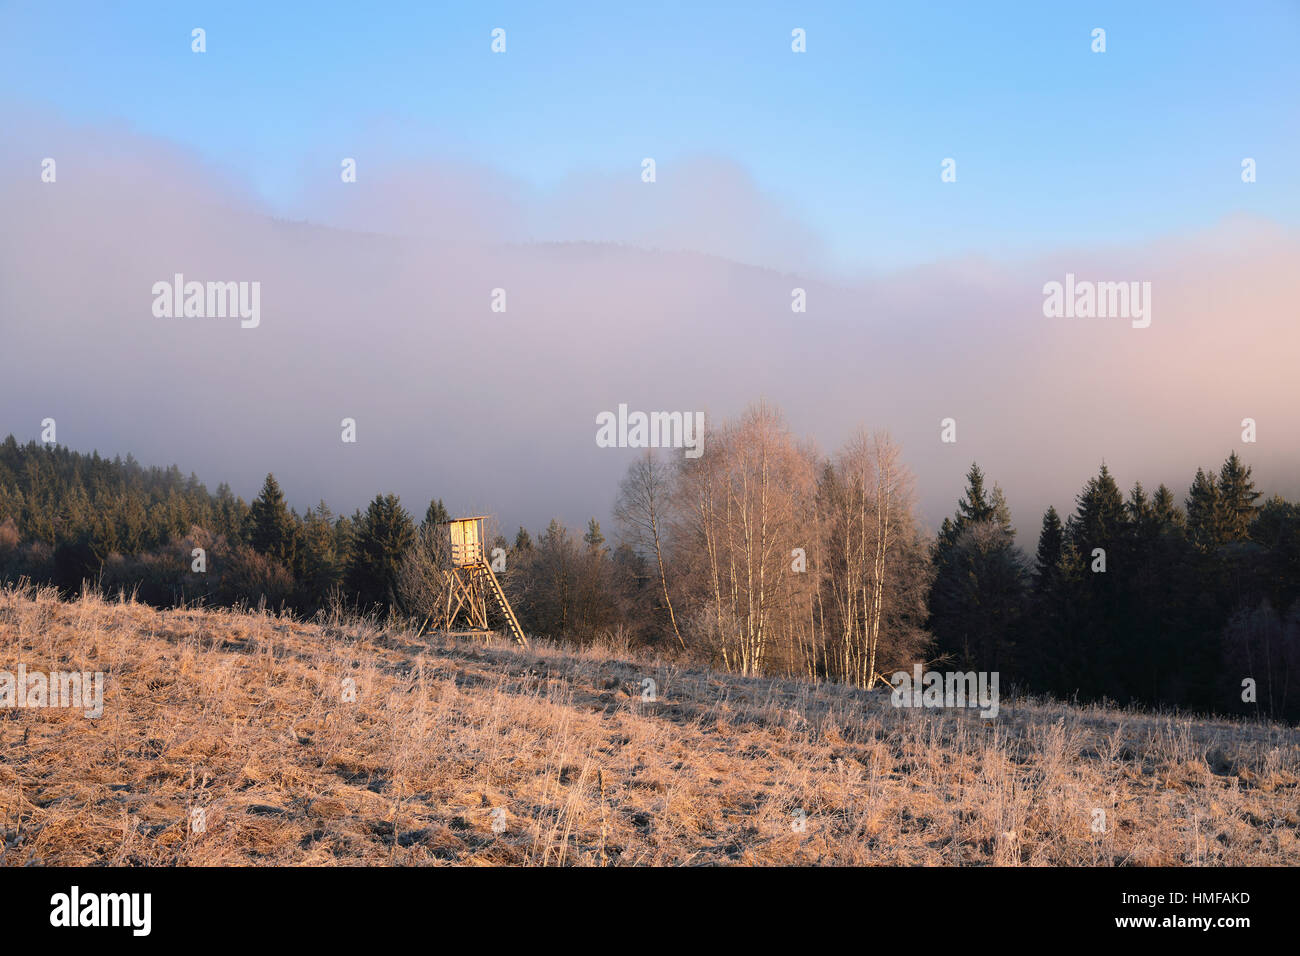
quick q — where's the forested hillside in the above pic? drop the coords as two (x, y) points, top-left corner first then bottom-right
(2, 408), (1297, 721)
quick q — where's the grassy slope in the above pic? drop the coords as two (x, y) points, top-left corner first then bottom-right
(1, 585), (1297, 866)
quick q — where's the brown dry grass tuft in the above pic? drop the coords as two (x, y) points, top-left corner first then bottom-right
(1, 583), (1296, 866)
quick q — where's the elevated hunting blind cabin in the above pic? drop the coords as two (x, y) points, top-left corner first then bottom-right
(427, 516), (527, 646)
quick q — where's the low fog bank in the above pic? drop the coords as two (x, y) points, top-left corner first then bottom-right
(2, 113), (1296, 539)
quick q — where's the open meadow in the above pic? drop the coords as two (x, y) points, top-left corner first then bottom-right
(2, 584), (1296, 867)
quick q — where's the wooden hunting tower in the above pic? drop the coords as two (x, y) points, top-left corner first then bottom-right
(428, 516), (527, 646)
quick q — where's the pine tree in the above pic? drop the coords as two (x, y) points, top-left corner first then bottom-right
(1251, 496), (1300, 613)
(1051, 468), (1122, 699)
(514, 526), (533, 551)
(1186, 467), (1222, 550)
(990, 484), (1014, 535)
(214, 482), (248, 543)
(583, 518), (605, 550)
(0, 484), (24, 528)
(1127, 480), (1152, 521)
(1023, 507), (1083, 692)
(346, 493), (415, 610)
(249, 474), (296, 565)
(1217, 452), (1261, 542)
(957, 463), (998, 527)
(936, 463), (1010, 550)
(333, 513), (356, 572)
(1070, 463), (1128, 557)
(296, 501), (342, 606)
(929, 464), (1026, 670)
(1034, 506), (1064, 593)
(1152, 484), (1183, 530)
(117, 493), (147, 554)
(423, 498), (450, 528)
(1127, 481), (1166, 544)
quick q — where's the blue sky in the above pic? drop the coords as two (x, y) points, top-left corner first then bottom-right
(2, 0), (1297, 271)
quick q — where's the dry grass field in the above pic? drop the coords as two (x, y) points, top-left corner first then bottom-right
(1, 582), (1297, 866)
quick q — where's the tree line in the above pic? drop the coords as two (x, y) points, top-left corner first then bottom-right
(930, 455), (1299, 719)
(0, 434), (646, 635)
(1, 415), (1296, 720)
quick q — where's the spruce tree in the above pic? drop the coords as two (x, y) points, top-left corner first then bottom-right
(1071, 463), (1128, 554)
(929, 464), (1026, 670)
(1127, 481), (1152, 521)
(1186, 467), (1222, 550)
(423, 498), (450, 528)
(990, 484), (1014, 535)
(1034, 506), (1064, 593)
(936, 463), (1011, 549)
(1127, 481), (1167, 545)
(249, 474), (296, 565)
(214, 482), (248, 544)
(296, 501), (341, 606)
(333, 513), (356, 571)
(1217, 452), (1260, 541)
(1023, 504), (1076, 692)
(346, 493), (415, 610)
(1152, 484), (1183, 530)
(957, 463), (997, 527)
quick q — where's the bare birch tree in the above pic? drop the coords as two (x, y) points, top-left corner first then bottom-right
(614, 450), (685, 649)
(673, 402), (815, 675)
(821, 429), (928, 687)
